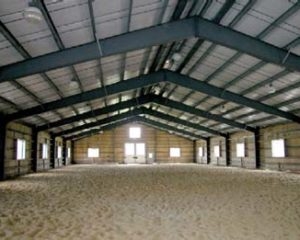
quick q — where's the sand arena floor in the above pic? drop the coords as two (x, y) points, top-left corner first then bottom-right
(0, 164), (300, 240)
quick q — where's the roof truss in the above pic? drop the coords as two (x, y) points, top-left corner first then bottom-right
(54, 107), (218, 139)
(37, 93), (252, 134)
(67, 116), (205, 141)
(1, 16), (300, 83)
(6, 70), (299, 126)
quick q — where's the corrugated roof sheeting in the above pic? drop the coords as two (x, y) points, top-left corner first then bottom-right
(0, 0), (300, 140)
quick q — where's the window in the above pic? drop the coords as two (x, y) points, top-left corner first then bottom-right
(125, 143), (145, 156)
(136, 143), (145, 156)
(271, 139), (285, 157)
(88, 148), (99, 158)
(129, 127), (141, 139)
(42, 143), (48, 159)
(125, 143), (134, 156)
(214, 145), (220, 157)
(236, 143), (245, 157)
(170, 148), (181, 157)
(16, 139), (26, 160)
(67, 147), (71, 158)
(198, 147), (204, 157)
(57, 146), (62, 158)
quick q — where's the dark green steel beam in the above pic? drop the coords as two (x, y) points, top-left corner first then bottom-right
(37, 95), (153, 131)
(34, 92), (231, 137)
(2, 16), (300, 82)
(151, 94), (256, 132)
(68, 116), (202, 141)
(0, 18), (195, 82)
(68, 118), (136, 141)
(166, 70), (300, 124)
(6, 72), (164, 121)
(56, 107), (208, 140)
(5, 69), (299, 127)
(142, 107), (225, 137)
(136, 116), (204, 140)
(54, 109), (143, 137)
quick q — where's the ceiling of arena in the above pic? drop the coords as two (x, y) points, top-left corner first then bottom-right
(1, 0), (300, 140)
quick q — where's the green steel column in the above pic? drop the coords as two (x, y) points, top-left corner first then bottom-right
(255, 127), (261, 169)
(50, 134), (55, 169)
(225, 134), (230, 166)
(0, 116), (7, 180)
(206, 138), (210, 164)
(31, 127), (38, 172)
(62, 138), (67, 166)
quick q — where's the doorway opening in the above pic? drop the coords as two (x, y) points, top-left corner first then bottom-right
(124, 143), (146, 164)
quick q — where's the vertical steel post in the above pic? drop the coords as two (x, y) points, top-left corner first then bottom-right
(50, 134), (55, 168)
(31, 127), (38, 172)
(254, 127), (261, 169)
(0, 116), (7, 180)
(225, 134), (230, 166)
(206, 138), (210, 164)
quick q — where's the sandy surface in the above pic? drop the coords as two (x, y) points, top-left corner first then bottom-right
(0, 164), (300, 240)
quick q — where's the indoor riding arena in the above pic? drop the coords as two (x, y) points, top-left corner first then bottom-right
(0, 0), (300, 239)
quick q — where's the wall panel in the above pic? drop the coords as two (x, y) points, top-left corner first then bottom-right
(260, 123), (300, 171)
(74, 123), (193, 164)
(5, 122), (32, 178)
(230, 131), (256, 169)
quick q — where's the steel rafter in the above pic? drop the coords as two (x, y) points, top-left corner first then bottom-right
(151, 95), (256, 132)
(166, 70), (300, 124)
(2, 16), (300, 81)
(37, 95), (153, 131)
(5, 70), (300, 125)
(54, 106), (216, 138)
(67, 116), (203, 141)
(6, 71), (164, 121)
(55, 109), (143, 137)
(142, 107), (225, 137)
(0, 20), (61, 124)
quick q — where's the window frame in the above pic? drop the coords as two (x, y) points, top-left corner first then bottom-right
(129, 127), (141, 139)
(67, 147), (71, 158)
(198, 147), (204, 157)
(87, 148), (99, 158)
(42, 143), (48, 159)
(271, 139), (285, 158)
(57, 146), (62, 159)
(214, 145), (220, 158)
(170, 147), (181, 157)
(16, 139), (26, 160)
(236, 142), (245, 158)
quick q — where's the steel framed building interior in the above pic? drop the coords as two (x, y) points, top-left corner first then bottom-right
(1, 0), (300, 176)
(0, 0), (300, 239)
